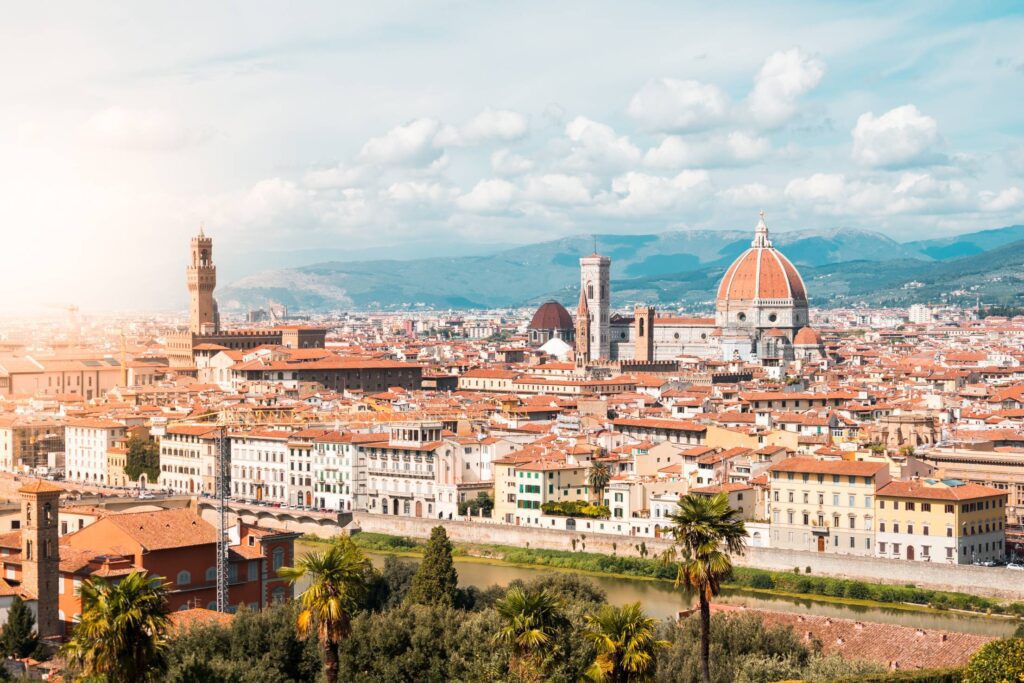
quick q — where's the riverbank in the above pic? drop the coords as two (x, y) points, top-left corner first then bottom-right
(300, 531), (1024, 622)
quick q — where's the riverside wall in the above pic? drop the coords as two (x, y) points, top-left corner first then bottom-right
(350, 512), (1024, 600)
(196, 502), (1024, 600)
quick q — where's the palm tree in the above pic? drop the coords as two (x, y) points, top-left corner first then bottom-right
(667, 492), (746, 683)
(589, 461), (611, 503)
(583, 602), (668, 682)
(62, 571), (171, 683)
(278, 539), (372, 683)
(494, 585), (567, 681)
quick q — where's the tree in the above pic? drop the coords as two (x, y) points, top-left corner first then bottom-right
(124, 434), (160, 483)
(667, 493), (747, 683)
(963, 637), (1024, 683)
(0, 596), (38, 658)
(458, 491), (494, 517)
(494, 586), (568, 682)
(867, 442), (886, 456)
(588, 462), (611, 502)
(277, 538), (372, 683)
(898, 444), (916, 458)
(62, 571), (171, 683)
(583, 602), (667, 682)
(405, 526), (459, 607)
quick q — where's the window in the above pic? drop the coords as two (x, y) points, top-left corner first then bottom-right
(206, 566), (216, 582)
(907, 524), (914, 535)
(272, 547), (285, 571)
(176, 570), (191, 586)
(945, 504), (954, 514)
(906, 502), (915, 511)
(923, 525), (930, 536)
(922, 503), (931, 512)
(879, 542), (887, 553)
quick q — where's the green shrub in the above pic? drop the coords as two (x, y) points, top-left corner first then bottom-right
(829, 668), (963, 682)
(963, 638), (1024, 683)
(749, 573), (775, 590)
(844, 581), (870, 600)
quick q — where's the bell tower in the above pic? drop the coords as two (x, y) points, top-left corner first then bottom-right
(574, 288), (590, 372)
(19, 481), (62, 639)
(633, 306), (655, 362)
(187, 227), (218, 334)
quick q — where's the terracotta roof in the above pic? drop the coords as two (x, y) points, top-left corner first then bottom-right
(709, 606), (993, 670)
(18, 480), (64, 495)
(876, 480), (1006, 501)
(768, 456), (888, 477)
(528, 301), (573, 331)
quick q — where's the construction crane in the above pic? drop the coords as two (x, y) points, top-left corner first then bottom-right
(160, 409), (252, 613)
(159, 406), (312, 612)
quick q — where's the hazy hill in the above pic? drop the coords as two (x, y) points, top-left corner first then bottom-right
(218, 225), (1024, 311)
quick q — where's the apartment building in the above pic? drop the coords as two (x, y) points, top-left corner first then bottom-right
(362, 422), (444, 518)
(159, 425), (220, 494)
(64, 418), (126, 485)
(875, 479), (1008, 564)
(768, 457), (890, 555)
(230, 430), (291, 504)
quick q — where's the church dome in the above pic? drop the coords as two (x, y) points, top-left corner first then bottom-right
(794, 326), (823, 346)
(717, 213), (807, 303)
(529, 300), (573, 331)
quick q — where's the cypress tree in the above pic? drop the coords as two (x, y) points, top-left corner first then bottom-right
(405, 526), (458, 607)
(0, 596), (38, 658)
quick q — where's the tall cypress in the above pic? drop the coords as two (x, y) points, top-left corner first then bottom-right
(0, 596), (38, 658)
(405, 526), (458, 607)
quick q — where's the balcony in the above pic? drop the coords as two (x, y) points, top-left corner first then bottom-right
(811, 524), (830, 535)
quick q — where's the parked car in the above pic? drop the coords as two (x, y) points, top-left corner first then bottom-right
(1007, 563), (1024, 571)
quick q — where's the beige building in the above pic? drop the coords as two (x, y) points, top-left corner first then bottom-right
(875, 479), (1007, 564)
(0, 355), (122, 399)
(158, 425), (220, 494)
(768, 457), (890, 556)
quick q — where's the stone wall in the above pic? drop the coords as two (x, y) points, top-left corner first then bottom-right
(351, 512), (1024, 600)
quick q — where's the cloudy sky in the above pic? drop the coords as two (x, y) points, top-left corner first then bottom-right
(3, 1), (1024, 310)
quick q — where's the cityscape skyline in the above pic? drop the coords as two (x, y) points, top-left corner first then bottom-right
(3, 2), (1024, 310)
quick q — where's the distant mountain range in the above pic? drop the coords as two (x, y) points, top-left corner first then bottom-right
(218, 224), (1024, 312)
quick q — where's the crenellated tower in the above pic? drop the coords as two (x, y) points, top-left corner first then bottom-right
(574, 288), (590, 371)
(187, 226), (219, 334)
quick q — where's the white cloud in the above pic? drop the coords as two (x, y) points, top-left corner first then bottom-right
(748, 48), (825, 128)
(85, 106), (212, 150)
(302, 164), (366, 189)
(358, 118), (441, 165)
(491, 148), (534, 175)
(456, 178), (516, 213)
(383, 181), (453, 204)
(461, 108), (528, 142)
(607, 170), (711, 214)
(1004, 145), (1024, 176)
(627, 78), (729, 132)
(644, 131), (770, 168)
(784, 171), (974, 216)
(979, 187), (1024, 212)
(717, 182), (776, 206)
(523, 174), (591, 205)
(564, 116), (641, 171)
(851, 105), (941, 168)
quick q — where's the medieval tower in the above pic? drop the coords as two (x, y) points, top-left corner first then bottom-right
(19, 481), (62, 639)
(187, 227), (219, 335)
(579, 251), (610, 360)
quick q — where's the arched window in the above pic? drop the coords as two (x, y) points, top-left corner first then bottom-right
(205, 566), (217, 582)
(176, 570), (191, 586)
(272, 586), (286, 604)
(638, 319), (645, 336)
(25, 504), (31, 523)
(43, 503), (52, 525)
(587, 282), (594, 299)
(272, 547), (285, 571)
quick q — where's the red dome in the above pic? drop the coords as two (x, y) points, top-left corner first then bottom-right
(717, 214), (806, 303)
(529, 301), (573, 330)
(794, 326), (822, 345)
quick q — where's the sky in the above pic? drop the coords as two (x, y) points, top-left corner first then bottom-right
(2, 1), (1024, 310)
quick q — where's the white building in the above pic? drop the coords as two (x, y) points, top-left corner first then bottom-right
(230, 430), (291, 504)
(158, 425), (219, 495)
(64, 419), (126, 485)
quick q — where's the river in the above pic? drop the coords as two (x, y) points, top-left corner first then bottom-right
(295, 542), (1016, 637)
